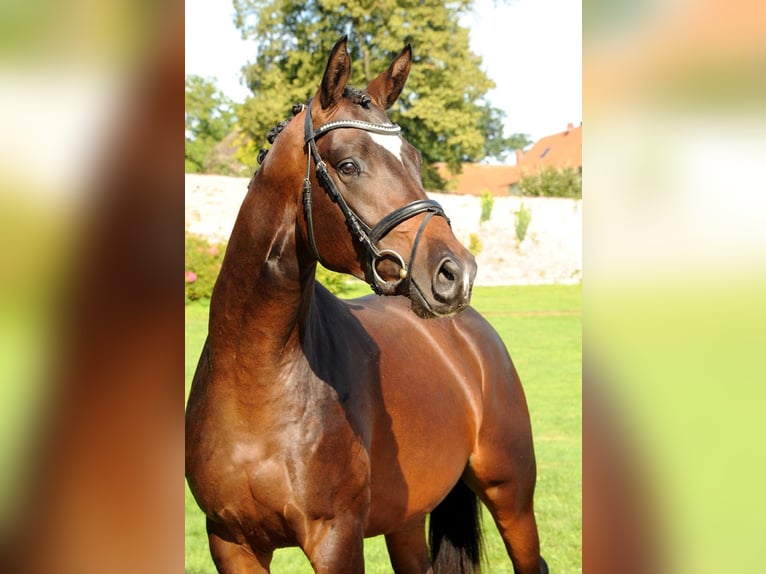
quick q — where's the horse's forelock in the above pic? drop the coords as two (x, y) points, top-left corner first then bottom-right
(342, 86), (371, 108)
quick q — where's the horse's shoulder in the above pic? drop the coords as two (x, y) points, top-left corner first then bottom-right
(454, 306), (507, 346)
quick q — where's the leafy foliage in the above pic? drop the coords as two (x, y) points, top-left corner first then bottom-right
(468, 232), (483, 256)
(479, 190), (494, 225)
(185, 75), (244, 174)
(478, 103), (532, 162)
(231, 0), (527, 183)
(518, 166), (582, 198)
(514, 201), (532, 243)
(185, 233), (226, 302)
(315, 264), (365, 297)
(185, 232), (361, 302)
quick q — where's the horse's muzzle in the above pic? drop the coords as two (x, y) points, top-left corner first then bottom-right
(409, 252), (476, 318)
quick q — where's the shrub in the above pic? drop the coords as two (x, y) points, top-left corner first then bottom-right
(519, 166), (582, 198)
(479, 190), (495, 225)
(185, 231), (369, 302)
(315, 265), (362, 296)
(185, 232), (364, 302)
(468, 233), (483, 256)
(514, 202), (532, 243)
(185, 233), (227, 302)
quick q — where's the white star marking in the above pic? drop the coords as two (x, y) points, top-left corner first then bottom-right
(368, 132), (403, 164)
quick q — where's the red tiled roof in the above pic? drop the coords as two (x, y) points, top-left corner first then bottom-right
(434, 123), (582, 196)
(516, 123), (582, 177)
(434, 163), (520, 196)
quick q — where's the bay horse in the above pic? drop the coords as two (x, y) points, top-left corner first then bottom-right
(186, 36), (548, 574)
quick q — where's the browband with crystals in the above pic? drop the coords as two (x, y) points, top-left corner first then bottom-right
(309, 119), (402, 142)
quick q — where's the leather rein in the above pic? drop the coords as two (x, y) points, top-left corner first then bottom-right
(302, 99), (449, 295)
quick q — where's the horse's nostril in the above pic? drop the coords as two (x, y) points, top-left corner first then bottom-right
(440, 258), (461, 281)
(433, 257), (463, 303)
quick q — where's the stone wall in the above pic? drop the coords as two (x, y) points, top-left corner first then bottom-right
(185, 174), (582, 285)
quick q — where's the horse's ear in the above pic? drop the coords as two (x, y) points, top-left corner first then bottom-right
(366, 44), (412, 110)
(318, 35), (351, 110)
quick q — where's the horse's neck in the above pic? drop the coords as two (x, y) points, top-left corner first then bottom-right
(208, 183), (314, 374)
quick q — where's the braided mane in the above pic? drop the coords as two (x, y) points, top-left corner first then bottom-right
(256, 102), (305, 165)
(256, 87), (372, 166)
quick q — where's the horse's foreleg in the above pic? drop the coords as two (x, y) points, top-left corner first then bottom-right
(384, 516), (433, 574)
(302, 515), (366, 574)
(207, 518), (273, 573)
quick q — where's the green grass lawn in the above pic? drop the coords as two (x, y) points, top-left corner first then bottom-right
(185, 283), (581, 573)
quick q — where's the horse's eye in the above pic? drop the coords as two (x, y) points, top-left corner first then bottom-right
(338, 161), (359, 176)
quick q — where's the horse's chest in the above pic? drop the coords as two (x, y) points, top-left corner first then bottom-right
(195, 387), (371, 532)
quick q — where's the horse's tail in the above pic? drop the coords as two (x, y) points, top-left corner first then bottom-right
(429, 479), (484, 574)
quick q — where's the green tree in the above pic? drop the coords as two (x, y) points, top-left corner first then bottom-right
(231, 0), (526, 187)
(185, 75), (237, 173)
(478, 103), (532, 162)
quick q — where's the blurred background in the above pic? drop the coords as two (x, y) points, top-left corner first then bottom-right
(584, 0), (766, 572)
(0, 0), (183, 571)
(1, 0), (765, 571)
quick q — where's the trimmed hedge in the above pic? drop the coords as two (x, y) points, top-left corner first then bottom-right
(518, 166), (582, 198)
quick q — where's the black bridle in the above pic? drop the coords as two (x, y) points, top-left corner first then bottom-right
(302, 99), (449, 295)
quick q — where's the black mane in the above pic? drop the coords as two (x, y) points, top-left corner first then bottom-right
(256, 102), (305, 166)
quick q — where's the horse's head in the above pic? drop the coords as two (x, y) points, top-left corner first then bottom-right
(296, 36), (477, 318)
